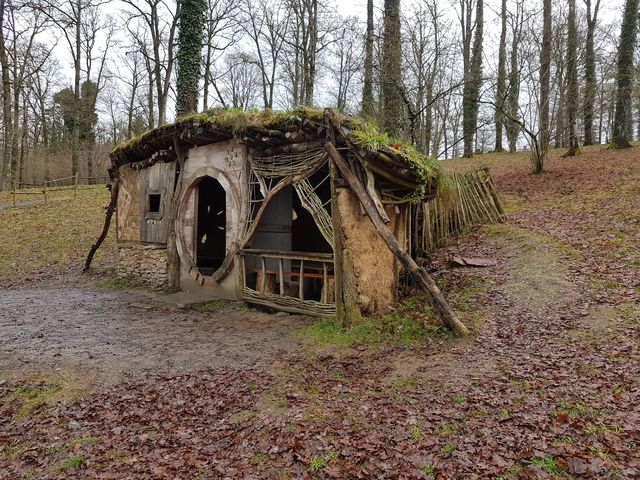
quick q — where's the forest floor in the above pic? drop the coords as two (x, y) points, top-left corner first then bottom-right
(0, 146), (639, 479)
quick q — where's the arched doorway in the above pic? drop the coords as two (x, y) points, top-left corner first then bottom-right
(196, 176), (227, 275)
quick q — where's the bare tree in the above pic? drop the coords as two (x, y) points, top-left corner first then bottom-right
(461, 0), (483, 157)
(494, 0), (507, 152)
(536, 0), (552, 173)
(240, 0), (288, 109)
(582, 0), (601, 145)
(563, 0), (579, 156)
(122, 0), (179, 125)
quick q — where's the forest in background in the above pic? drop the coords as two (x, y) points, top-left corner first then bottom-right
(0, 0), (637, 189)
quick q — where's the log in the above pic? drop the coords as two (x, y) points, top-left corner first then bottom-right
(83, 180), (119, 271)
(325, 141), (470, 336)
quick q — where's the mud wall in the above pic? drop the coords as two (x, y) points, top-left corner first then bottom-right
(117, 243), (168, 288)
(337, 189), (407, 314)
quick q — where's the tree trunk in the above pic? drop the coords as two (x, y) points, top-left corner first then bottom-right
(612, 0), (640, 148)
(536, 0), (552, 174)
(0, 0), (11, 190)
(362, 0), (374, 117)
(583, 0), (600, 146)
(494, 0), (507, 152)
(563, 0), (579, 157)
(381, 0), (403, 136)
(506, 30), (520, 153)
(462, 0), (483, 158)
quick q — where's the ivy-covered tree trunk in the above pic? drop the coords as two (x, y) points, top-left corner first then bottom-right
(381, 0), (403, 136)
(612, 0), (640, 149)
(362, 0), (374, 117)
(176, 0), (206, 117)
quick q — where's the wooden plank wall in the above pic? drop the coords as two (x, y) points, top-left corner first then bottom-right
(139, 162), (177, 244)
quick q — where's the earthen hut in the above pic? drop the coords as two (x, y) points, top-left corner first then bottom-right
(96, 108), (494, 330)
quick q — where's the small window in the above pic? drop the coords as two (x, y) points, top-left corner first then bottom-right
(149, 194), (161, 213)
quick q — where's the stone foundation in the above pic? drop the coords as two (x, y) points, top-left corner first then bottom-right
(117, 243), (168, 288)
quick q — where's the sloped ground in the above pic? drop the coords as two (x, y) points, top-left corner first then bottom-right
(1, 146), (639, 478)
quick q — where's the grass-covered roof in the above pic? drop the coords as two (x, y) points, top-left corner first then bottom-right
(110, 107), (445, 199)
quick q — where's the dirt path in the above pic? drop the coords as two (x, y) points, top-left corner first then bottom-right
(0, 285), (313, 386)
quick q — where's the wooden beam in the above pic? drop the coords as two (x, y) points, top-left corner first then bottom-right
(325, 141), (470, 336)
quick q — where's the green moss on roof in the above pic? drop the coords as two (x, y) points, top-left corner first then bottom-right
(111, 107), (445, 198)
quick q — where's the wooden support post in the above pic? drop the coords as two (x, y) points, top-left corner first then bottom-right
(240, 254), (246, 291)
(321, 262), (328, 303)
(325, 141), (470, 336)
(260, 256), (267, 293)
(279, 258), (284, 296)
(298, 260), (304, 300)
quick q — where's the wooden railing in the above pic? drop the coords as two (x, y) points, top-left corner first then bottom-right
(9, 174), (111, 207)
(239, 248), (336, 316)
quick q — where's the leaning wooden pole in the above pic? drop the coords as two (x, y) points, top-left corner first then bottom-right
(83, 178), (120, 272)
(325, 142), (470, 336)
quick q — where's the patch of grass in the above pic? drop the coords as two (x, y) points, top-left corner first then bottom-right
(391, 376), (417, 393)
(309, 455), (327, 472)
(61, 453), (86, 469)
(302, 295), (451, 349)
(419, 464), (435, 475)
(528, 456), (565, 474)
(0, 441), (26, 461)
(12, 382), (62, 417)
(438, 423), (459, 437)
(0, 187), (115, 279)
(552, 435), (574, 445)
(453, 395), (466, 404)
(411, 425), (423, 441)
(7, 373), (89, 419)
(440, 443), (457, 457)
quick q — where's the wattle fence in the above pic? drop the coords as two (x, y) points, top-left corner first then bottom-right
(409, 167), (506, 256)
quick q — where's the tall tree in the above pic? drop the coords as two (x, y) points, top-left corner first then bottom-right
(176, 0), (207, 116)
(583, 0), (601, 145)
(122, 0), (179, 125)
(461, 0), (483, 157)
(611, 0), (639, 148)
(0, 0), (12, 189)
(362, 0), (374, 117)
(494, 0), (507, 152)
(240, 0), (288, 109)
(536, 0), (552, 173)
(564, 0), (579, 156)
(381, 0), (403, 136)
